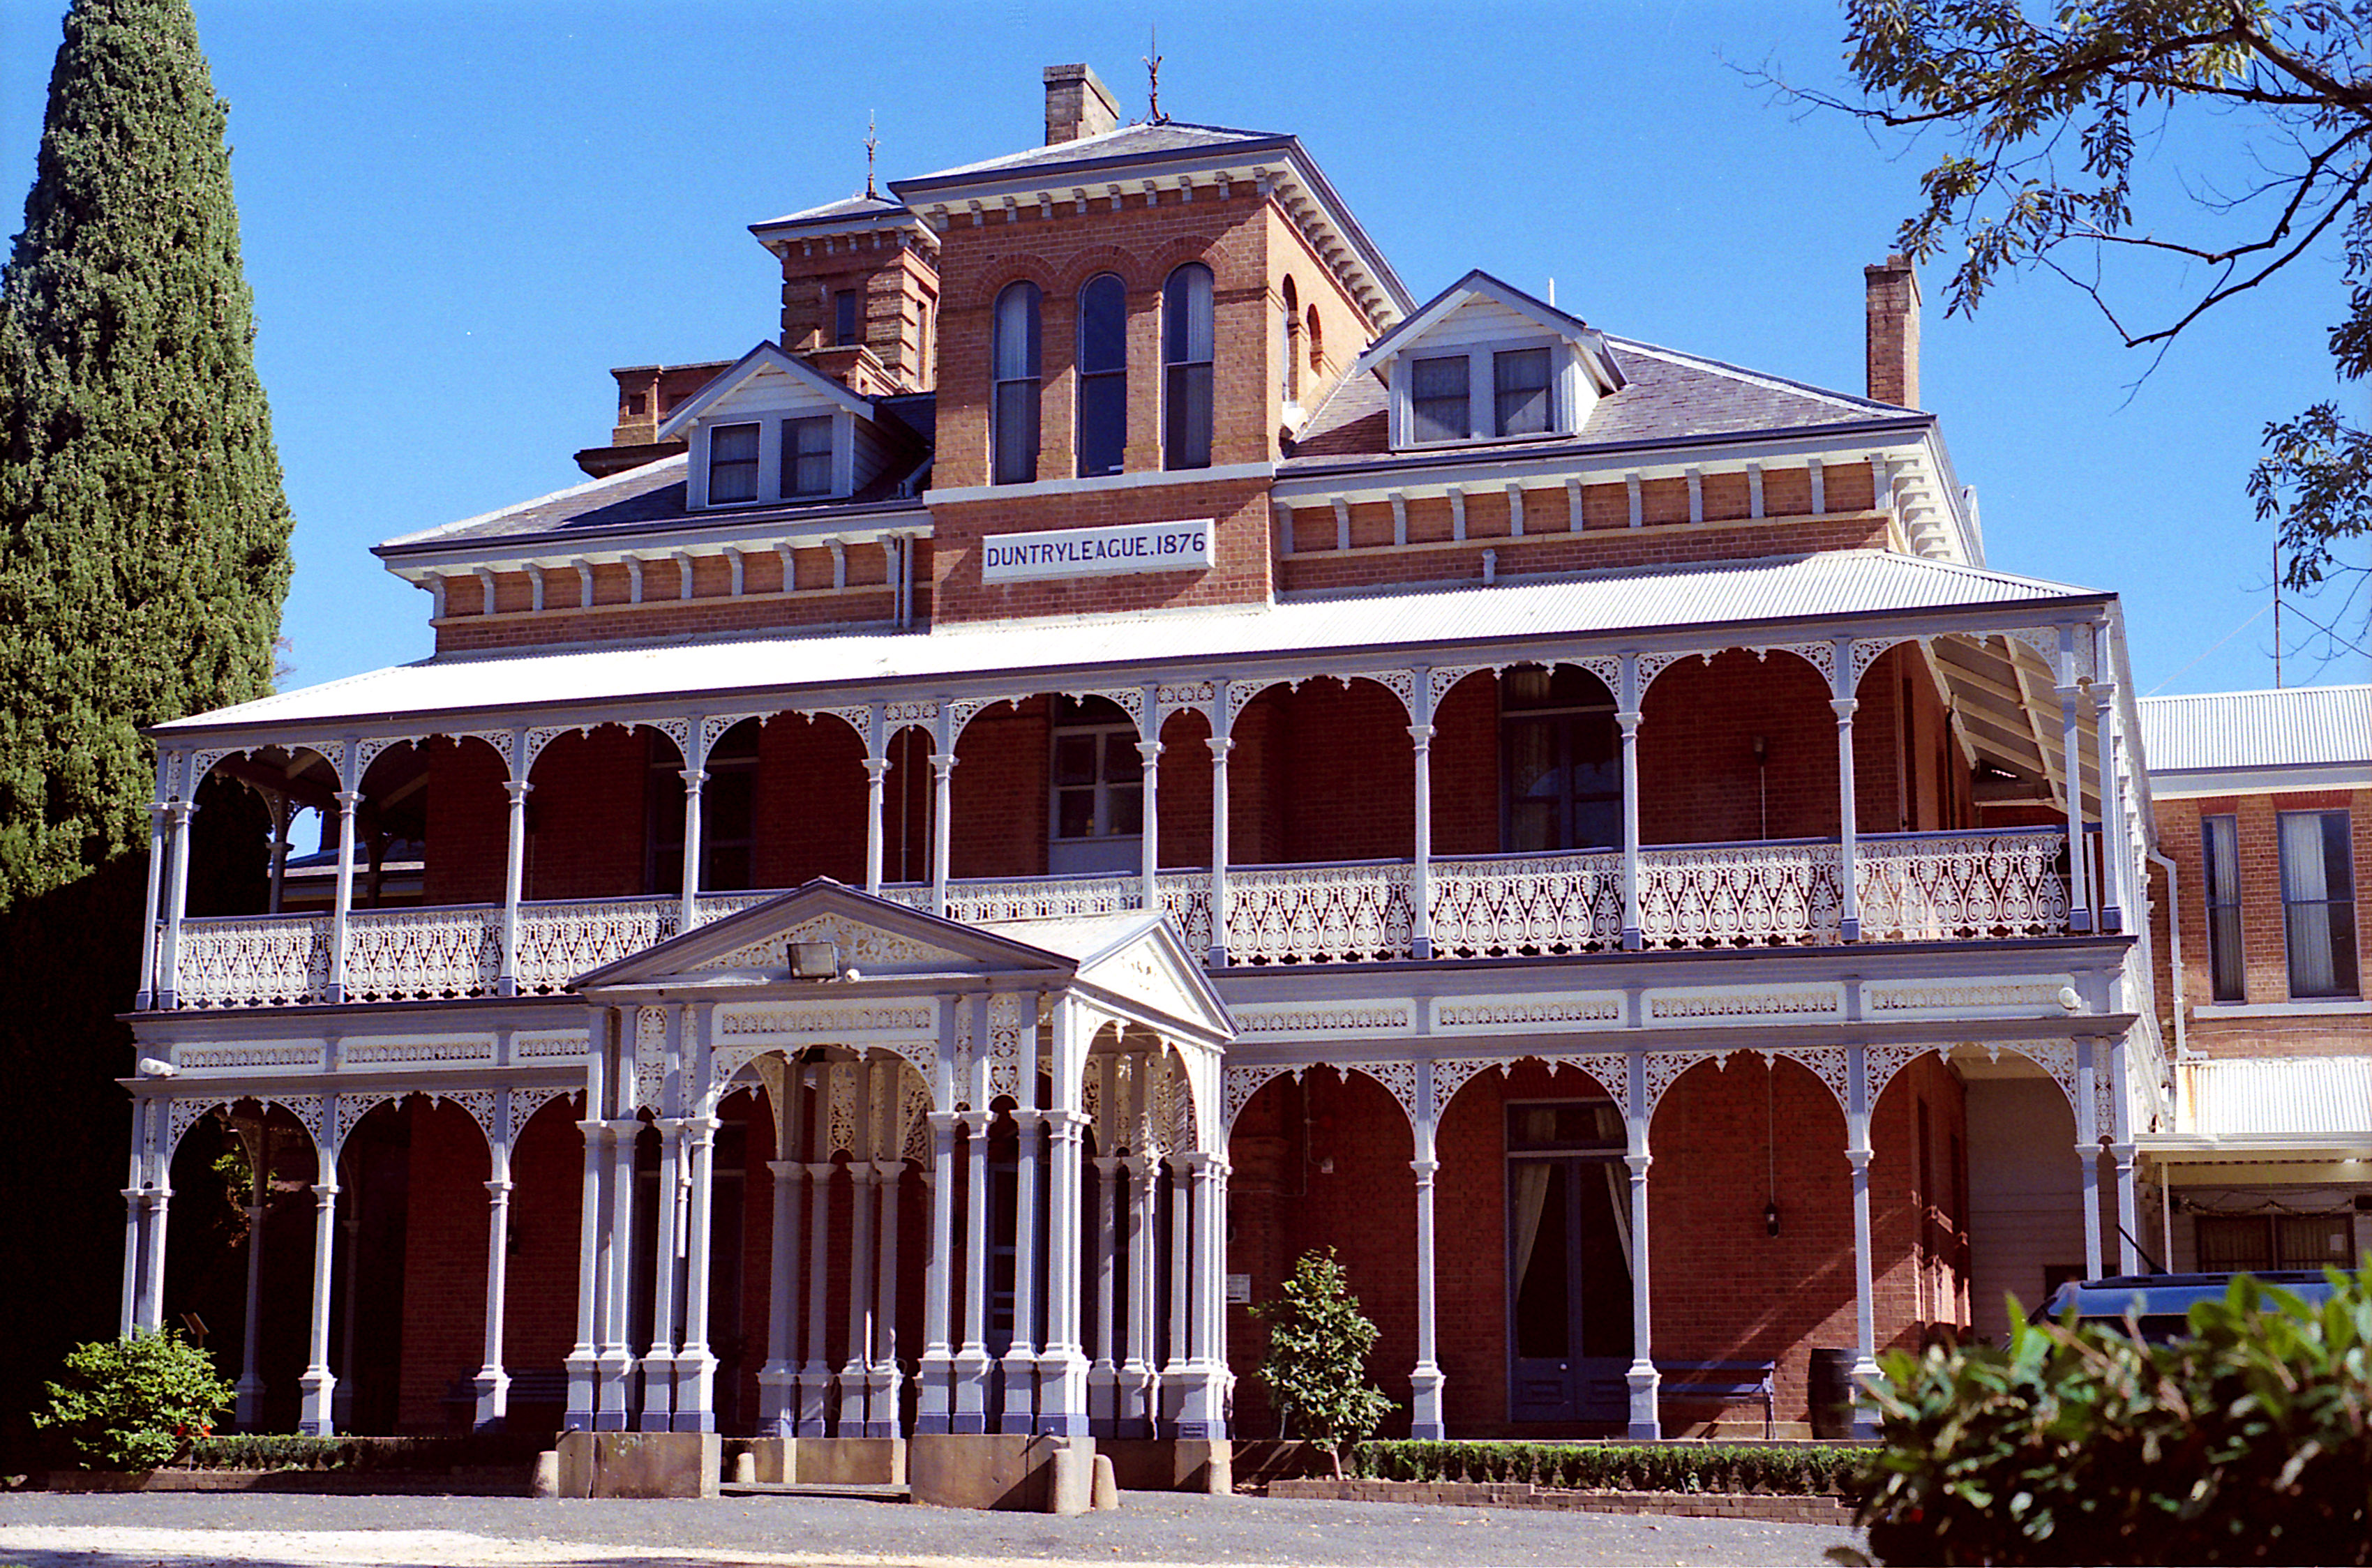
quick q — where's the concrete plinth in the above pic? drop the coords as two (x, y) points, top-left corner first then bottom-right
(908, 1433), (1095, 1513)
(555, 1431), (719, 1499)
(1098, 1438), (1232, 1496)
(743, 1437), (906, 1486)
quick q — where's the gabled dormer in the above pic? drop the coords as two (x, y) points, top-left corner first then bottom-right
(657, 341), (896, 509)
(1351, 271), (1626, 451)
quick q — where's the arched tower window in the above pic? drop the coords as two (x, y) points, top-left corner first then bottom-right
(1075, 273), (1127, 477)
(1162, 262), (1214, 470)
(992, 281), (1042, 485)
(1306, 305), (1324, 380)
(1280, 276), (1300, 405)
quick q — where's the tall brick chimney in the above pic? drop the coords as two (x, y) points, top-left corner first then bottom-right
(1044, 63), (1118, 145)
(1865, 254), (1921, 407)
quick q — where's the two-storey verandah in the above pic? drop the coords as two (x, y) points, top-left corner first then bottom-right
(123, 549), (2169, 1438)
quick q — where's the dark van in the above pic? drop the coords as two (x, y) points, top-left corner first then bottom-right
(2033, 1271), (2340, 1342)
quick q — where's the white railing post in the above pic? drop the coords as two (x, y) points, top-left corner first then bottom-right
(1410, 666), (1436, 960)
(1208, 683), (1233, 965)
(1618, 654), (1644, 950)
(158, 798), (195, 1011)
(2057, 624), (2093, 934)
(326, 785), (360, 1005)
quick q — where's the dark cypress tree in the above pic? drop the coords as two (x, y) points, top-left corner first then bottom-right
(0, 0), (293, 904)
(0, 0), (291, 1458)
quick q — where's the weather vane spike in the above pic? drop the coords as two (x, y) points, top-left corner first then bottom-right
(1144, 27), (1166, 125)
(864, 111), (880, 199)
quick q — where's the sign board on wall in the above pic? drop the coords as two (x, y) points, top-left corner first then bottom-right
(979, 519), (1214, 584)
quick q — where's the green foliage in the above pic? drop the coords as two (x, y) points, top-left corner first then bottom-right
(1857, 1266), (2372, 1565)
(1251, 1249), (1396, 1477)
(1799, 1), (2372, 645)
(1346, 1439), (1871, 1495)
(35, 1330), (232, 1470)
(186, 1433), (546, 1472)
(0, 0), (294, 908)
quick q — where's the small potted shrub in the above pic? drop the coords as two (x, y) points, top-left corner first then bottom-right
(36, 1330), (234, 1475)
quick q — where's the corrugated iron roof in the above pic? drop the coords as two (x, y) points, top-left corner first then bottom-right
(2137, 685), (2371, 774)
(153, 549), (2103, 738)
(2185, 1056), (2372, 1139)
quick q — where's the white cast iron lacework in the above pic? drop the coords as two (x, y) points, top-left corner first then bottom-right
(509, 1086), (574, 1143)
(516, 1032), (587, 1059)
(705, 1044), (773, 1109)
(1224, 1057), (1300, 1129)
(783, 912), (962, 970)
(938, 874), (1135, 924)
(1856, 829), (2069, 941)
(341, 907), (501, 1002)
(901, 1074), (934, 1164)
(1851, 636), (1916, 692)
(440, 1090), (500, 1148)
(165, 1099), (223, 1157)
(1435, 994), (1623, 1030)
(176, 915), (331, 1008)
(1431, 1057), (1506, 1113)
(516, 899), (677, 994)
(1224, 861), (1413, 965)
(1429, 852), (1623, 957)
(717, 1004), (936, 1037)
(988, 993), (1027, 1102)
(1757, 1046), (1852, 1113)
(1340, 1061), (1420, 1127)
(333, 1091), (405, 1158)
(1552, 1052), (1635, 1104)
(344, 1037), (496, 1064)
(1866, 980), (2066, 1013)
(1637, 841), (1842, 948)
(1231, 1004), (1411, 1035)
(1861, 1043), (1935, 1111)
(1751, 642), (1836, 686)
(1642, 1052), (1716, 1119)
(1648, 986), (1841, 1022)
(634, 1007), (668, 1113)
(1966, 1040), (2080, 1117)
(179, 1044), (322, 1071)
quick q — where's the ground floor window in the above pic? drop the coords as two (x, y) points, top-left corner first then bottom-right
(1507, 1099), (1633, 1423)
(2193, 1209), (2356, 1272)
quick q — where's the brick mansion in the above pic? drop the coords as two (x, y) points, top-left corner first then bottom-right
(114, 63), (2368, 1498)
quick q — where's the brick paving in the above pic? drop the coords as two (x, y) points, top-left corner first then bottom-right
(0, 1488), (1866, 1566)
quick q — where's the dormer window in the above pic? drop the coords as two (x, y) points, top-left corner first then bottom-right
(1410, 356), (1469, 442)
(709, 423), (760, 504)
(783, 416), (832, 498)
(1494, 347), (1552, 436)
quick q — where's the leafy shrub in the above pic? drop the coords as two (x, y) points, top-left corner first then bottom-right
(1859, 1267), (2372, 1565)
(1343, 1439), (1870, 1495)
(36, 1331), (233, 1470)
(1252, 1250), (1396, 1477)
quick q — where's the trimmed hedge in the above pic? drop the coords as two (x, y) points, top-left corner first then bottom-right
(1346, 1440), (1872, 1495)
(185, 1433), (546, 1472)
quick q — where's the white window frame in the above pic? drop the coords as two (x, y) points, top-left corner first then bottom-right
(689, 409), (855, 508)
(1048, 704), (1143, 876)
(1390, 334), (1582, 450)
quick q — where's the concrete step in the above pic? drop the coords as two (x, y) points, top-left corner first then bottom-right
(720, 1480), (913, 1503)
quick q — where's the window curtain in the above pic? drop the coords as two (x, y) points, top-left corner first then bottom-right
(1510, 1162), (1552, 1296)
(2281, 812), (2337, 996)
(1601, 1161), (1632, 1279)
(2204, 815), (2244, 1000)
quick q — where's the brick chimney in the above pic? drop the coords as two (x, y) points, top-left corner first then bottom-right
(1865, 254), (1921, 407)
(1044, 63), (1118, 145)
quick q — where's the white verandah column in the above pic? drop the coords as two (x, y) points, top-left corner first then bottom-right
(675, 1108), (721, 1433)
(1123, 1152), (1158, 1438)
(1207, 684), (1233, 966)
(1832, 635), (1861, 942)
(1409, 669), (1436, 960)
(298, 1124), (340, 1435)
(1623, 1055), (1660, 1439)
(2092, 676), (2126, 933)
(326, 783), (360, 1005)
(800, 1064), (834, 1435)
(915, 1110), (960, 1433)
(1177, 1150), (1229, 1440)
(564, 1036), (608, 1432)
(1617, 654), (1644, 950)
(135, 756), (171, 1009)
(158, 798), (196, 1009)
(1846, 1043), (1882, 1440)
(2057, 624), (2094, 935)
(1038, 997), (1090, 1436)
(498, 730), (531, 995)
(2076, 1036), (2105, 1279)
(474, 1120), (515, 1431)
(929, 707), (956, 919)
(1409, 1060), (1445, 1438)
(870, 1153), (903, 1436)
(230, 1113), (269, 1428)
(119, 1099), (150, 1336)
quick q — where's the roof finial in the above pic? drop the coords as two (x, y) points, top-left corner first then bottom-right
(864, 110), (880, 199)
(1144, 27), (1166, 124)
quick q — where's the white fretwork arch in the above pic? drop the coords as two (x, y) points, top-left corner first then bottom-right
(1221, 1062), (1294, 1134)
(1757, 1045), (1852, 1113)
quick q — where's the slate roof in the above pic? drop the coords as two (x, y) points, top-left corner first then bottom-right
(375, 450), (926, 557)
(1286, 336), (1918, 465)
(892, 122), (1287, 191)
(751, 193), (914, 234)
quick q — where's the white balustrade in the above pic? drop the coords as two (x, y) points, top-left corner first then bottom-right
(1855, 828), (2070, 942)
(1636, 840), (1845, 949)
(513, 897), (680, 995)
(1429, 851), (1623, 958)
(160, 831), (2070, 1007)
(1219, 859), (1414, 965)
(343, 905), (503, 1002)
(175, 914), (332, 1009)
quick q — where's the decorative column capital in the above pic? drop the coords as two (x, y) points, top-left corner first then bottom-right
(1206, 734), (1233, 760)
(333, 790), (362, 811)
(929, 753), (956, 779)
(485, 1178), (514, 1199)
(1136, 740), (1164, 764)
(1409, 1158), (1441, 1180)
(165, 799), (197, 825)
(504, 779), (534, 804)
(1407, 723), (1435, 746)
(1830, 697), (1859, 721)
(677, 768), (708, 789)
(863, 757), (892, 783)
(1615, 709), (1643, 734)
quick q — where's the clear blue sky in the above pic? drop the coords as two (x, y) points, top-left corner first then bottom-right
(4, 0), (2364, 698)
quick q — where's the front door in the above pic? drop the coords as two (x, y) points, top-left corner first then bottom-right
(1507, 1101), (1635, 1423)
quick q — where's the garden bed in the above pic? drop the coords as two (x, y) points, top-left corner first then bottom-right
(1271, 1477), (1854, 1525)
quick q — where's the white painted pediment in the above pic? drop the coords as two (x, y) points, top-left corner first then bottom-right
(654, 341), (870, 439)
(1069, 925), (1234, 1044)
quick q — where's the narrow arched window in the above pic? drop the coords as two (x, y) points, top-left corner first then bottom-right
(1280, 276), (1300, 405)
(992, 281), (1042, 485)
(1075, 273), (1127, 477)
(1163, 262), (1213, 470)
